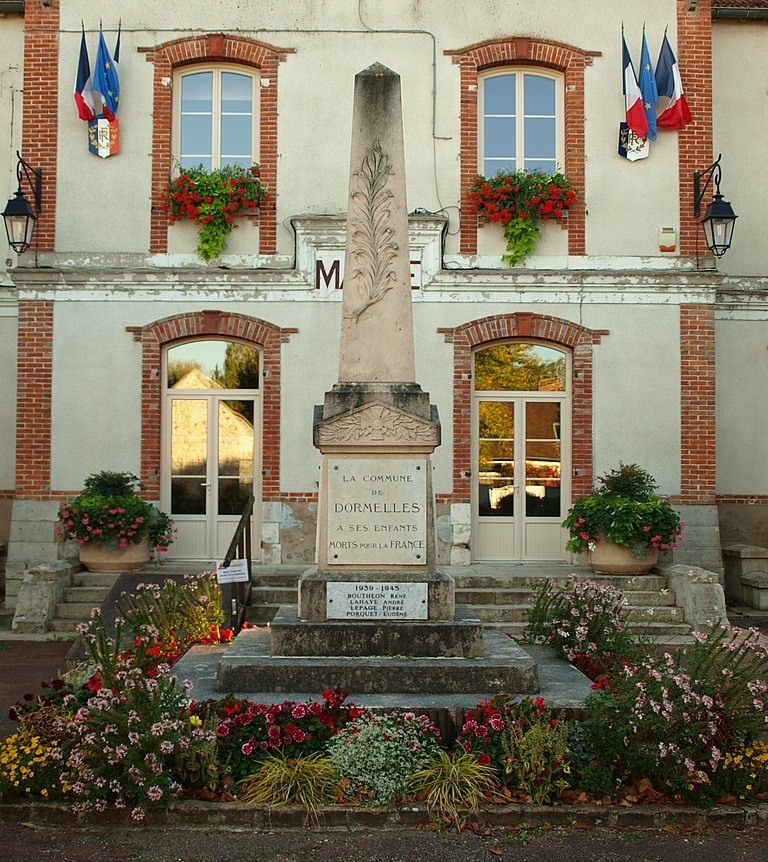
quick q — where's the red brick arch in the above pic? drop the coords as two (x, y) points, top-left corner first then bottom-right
(141, 34), (294, 256)
(441, 312), (606, 501)
(129, 310), (295, 498)
(446, 36), (599, 258)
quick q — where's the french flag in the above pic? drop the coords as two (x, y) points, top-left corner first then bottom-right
(74, 27), (95, 121)
(622, 33), (648, 139)
(655, 33), (692, 130)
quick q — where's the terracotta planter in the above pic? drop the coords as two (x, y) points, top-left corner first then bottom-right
(79, 537), (151, 573)
(588, 540), (658, 575)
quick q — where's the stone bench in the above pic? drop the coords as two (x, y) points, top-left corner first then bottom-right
(722, 544), (768, 610)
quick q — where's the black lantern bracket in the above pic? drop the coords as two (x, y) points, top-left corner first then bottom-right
(693, 153), (738, 262)
(2, 151), (43, 255)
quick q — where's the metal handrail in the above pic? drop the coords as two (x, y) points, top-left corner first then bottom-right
(219, 495), (254, 631)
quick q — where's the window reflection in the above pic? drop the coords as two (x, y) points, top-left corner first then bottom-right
(474, 343), (565, 392)
(524, 402), (561, 518)
(218, 400), (255, 515)
(167, 340), (260, 390)
(478, 401), (515, 517)
(170, 399), (208, 515)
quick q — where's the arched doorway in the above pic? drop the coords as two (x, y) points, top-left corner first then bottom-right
(163, 339), (262, 560)
(472, 341), (570, 561)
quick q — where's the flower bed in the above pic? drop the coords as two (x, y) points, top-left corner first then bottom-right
(2, 574), (767, 825)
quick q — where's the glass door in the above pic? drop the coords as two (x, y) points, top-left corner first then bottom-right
(163, 340), (261, 561)
(472, 343), (568, 561)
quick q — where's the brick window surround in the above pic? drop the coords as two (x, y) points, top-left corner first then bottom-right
(128, 311), (296, 500)
(141, 34), (294, 256)
(447, 37), (598, 257)
(440, 313), (606, 504)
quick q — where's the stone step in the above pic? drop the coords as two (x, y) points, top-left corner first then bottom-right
(449, 572), (670, 591)
(54, 601), (103, 620)
(454, 602), (685, 625)
(482, 619), (694, 639)
(50, 618), (86, 634)
(64, 586), (112, 605)
(71, 571), (120, 588)
(249, 586), (300, 605)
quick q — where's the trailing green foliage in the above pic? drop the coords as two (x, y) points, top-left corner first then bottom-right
(162, 163), (267, 260)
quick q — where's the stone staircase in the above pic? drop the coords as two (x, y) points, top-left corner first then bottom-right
(50, 571), (117, 634)
(244, 565), (694, 644)
(45, 563), (696, 644)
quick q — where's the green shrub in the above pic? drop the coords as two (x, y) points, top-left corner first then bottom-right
(327, 711), (441, 806)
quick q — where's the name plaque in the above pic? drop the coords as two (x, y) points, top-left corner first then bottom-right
(326, 458), (427, 565)
(326, 582), (428, 620)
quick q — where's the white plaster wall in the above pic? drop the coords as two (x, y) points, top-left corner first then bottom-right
(48, 291), (683, 500)
(715, 320), (768, 495)
(53, 0), (683, 262)
(588, 305), (681, 494)
(0, 13), (24, 270)
(712, 21), (768, 278)
(50, 302), (145, 490)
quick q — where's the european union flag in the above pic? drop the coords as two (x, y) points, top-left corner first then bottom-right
(93, 29), (119, 120)
(639, 32), (658, 142)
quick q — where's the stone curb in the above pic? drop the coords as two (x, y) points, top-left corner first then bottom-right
(2, 799), (766, 831)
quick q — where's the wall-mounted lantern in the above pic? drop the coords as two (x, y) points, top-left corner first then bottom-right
(693, 154), (738, 262)
(2, 151), (42, 254)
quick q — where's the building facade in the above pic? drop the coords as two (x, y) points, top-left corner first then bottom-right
(1, 0), (767, 608)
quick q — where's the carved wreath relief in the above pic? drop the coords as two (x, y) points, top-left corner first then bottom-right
(317, 404), (439, 445)
(344, 139), (398, 321)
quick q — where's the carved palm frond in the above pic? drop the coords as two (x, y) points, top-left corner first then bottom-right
(345, 140), (399, 321)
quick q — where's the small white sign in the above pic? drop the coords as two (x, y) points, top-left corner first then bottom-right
(327, 581), (428, 620)
(216, 559), (249, 584)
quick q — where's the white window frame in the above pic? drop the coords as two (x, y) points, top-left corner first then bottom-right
(479, 69), (564, 176)
(173, 65), (260, 170)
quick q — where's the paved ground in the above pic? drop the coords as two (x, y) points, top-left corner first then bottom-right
(1, 820), (768, 861)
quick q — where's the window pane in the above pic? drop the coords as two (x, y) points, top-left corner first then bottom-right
(181, 72), (213, 113)
(484, 156), (517, 176)
(484, 116), (516, 159)
(525, 402), (561, 518)
(474, 343), (566, 392)
(180, 154), (212, 171)
(218, 400), (254, 516)
(478, 401), (515, 517)
(181, 115), (212, 161)
(523, 74), (555, 115)
(221, 72), (253, 114)
(524, 157), (557, 174)
(484, 75), (516, 114)
(524, 117), (556, 160)
(167, 340), (260, 390)
(220, 115), (252, 163)
(170, 399), (208, 515)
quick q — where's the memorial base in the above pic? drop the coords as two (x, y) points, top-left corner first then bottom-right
(215, 626), (539, 695)
(297, 567), (456, 622)
(271, 604), (484, 658)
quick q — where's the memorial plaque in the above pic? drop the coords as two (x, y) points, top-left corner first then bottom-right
(327, 581), (428, 619)
(327, 458), (427, 565)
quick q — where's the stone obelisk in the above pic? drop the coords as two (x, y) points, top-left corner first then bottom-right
(298, 62), (454, 627)
(213, 63), (542, 695)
